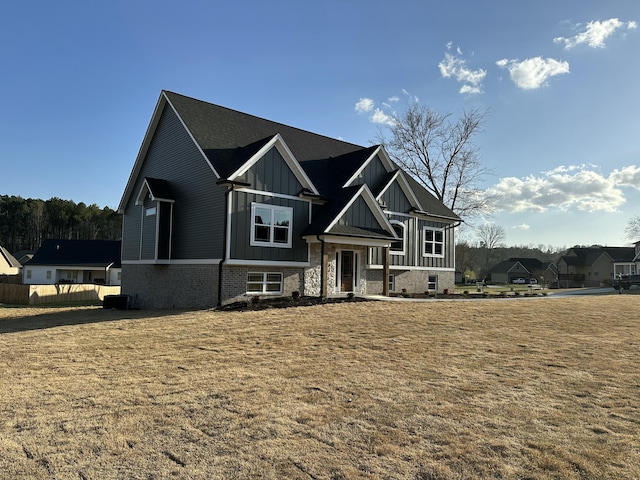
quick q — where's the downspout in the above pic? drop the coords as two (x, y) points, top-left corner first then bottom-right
(217, 187), (231, 307)
(105, 262), (114, 286)
(317, 235), (325, 299)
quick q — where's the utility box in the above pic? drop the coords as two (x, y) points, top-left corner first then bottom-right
(103, 294), (130, 310)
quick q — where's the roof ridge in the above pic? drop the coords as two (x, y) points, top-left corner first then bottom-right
(163, 90), (364, 150)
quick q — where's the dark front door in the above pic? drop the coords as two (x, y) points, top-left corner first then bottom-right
(340, 250), (354, 292)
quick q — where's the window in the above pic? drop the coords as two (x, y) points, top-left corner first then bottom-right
(423, 227), (444, 257)
(428, 275), (437, 291)
(46, 270), (52, 280)
(388, 274), (395, 292)
(26, 270), (32, 279)
(250, 203), (293, 248)
(390, 221), (405, 255)
(247, 272), (283, 294)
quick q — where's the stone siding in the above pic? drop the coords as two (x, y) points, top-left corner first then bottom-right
(377, 269), (455, 294)
(121, 263), (219, 309)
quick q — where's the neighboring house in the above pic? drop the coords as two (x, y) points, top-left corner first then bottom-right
(23, 239), (122, 285)
(0, 245), (21, 275)
(556, 246), (635, 288)
(487, 257), (558, 285)
(118, 91), (461, 309)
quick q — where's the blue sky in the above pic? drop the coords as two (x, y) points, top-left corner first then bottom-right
(1, 0), (639, 249)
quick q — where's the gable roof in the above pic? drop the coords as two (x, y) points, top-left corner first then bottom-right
(0, 246), (21, 268)
(560, 247), (635, 266)
(25, 240), (122, 268)
(120, 91), (461, 230)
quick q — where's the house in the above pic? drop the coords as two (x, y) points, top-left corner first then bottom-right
(556, 246), (636, 288)
(117, 91), (461, 309)
(487, 257), (558, 285)
(0, 245), (21, 275)
(22, 239), (122, 285)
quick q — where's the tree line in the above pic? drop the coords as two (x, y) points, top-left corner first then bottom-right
(0, 195), (121, 254)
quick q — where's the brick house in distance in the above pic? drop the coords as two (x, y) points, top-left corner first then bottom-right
(117, 91), (461, 308)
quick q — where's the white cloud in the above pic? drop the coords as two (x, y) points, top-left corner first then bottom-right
(496, 57), (569, 90)
(388, 96), (399, 103)
(438, 45), (486, 95)
(354, 98), (374, 113)
(370, 108), (394, 126)
(487, 165), (631, 213)
(554, 18), (637, 49)
(610, 165), (640, 189)
(513, 223), (531, 231)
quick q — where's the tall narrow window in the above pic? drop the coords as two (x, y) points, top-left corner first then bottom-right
(423, 227), (444, 257)
(390, 221), (405, 255)
(250, 203), (293, 248)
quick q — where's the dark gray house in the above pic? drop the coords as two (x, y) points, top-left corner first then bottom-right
(118, 91), (461, 308)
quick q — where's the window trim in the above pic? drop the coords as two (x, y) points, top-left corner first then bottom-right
(422, 226), (445, 258)
(388, 273), (395, 292)
(250, 203), (293, 248)
(246, 272), (284, 295)
(389, 220), (406, 256)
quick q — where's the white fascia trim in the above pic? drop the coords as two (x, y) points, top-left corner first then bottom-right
(225, 259), (310, 267)
(118, 94), (167, 213)
(122, 259), (221, 265)
(342, 145), (394, 188)
(507, 262), (529, 274)
(376, 170), (423, 211)
(307, 234), (392, 248)
(164, 92), (221, 179)
(227, 134), (319, 195)
(325, 184), (396, 236)
(367, 265), (456, 272)
(233, 187), (312, 203)
(136, 178), (176, 206)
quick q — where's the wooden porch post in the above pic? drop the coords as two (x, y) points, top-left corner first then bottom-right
(382, 246), (390, 296)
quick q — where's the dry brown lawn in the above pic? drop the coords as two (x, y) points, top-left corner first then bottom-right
(0, 295), (638, 479)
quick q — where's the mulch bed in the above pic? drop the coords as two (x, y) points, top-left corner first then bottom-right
(216, 295), (372, 312)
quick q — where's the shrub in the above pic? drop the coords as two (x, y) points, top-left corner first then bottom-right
(291, 291), (300, 301)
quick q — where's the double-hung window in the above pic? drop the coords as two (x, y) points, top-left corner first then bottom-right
(423, 226), (444, 257)
(250, 203), (293, 248)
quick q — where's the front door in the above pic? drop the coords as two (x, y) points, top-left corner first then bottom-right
(340, 250), (354, 292)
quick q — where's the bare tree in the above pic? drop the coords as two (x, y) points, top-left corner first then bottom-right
(379, 102), (493, 219)
(476, 222), (506, 275)
(625, 215), (640, 241)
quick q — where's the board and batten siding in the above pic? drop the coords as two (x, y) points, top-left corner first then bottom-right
(368, 215), (455, 269)
(336, 196), (384, 231)
(381, 180), (412, 214)
(229, 191), (310, 263)
(121, 104), (226, 261)
(349, 155), (389, 191)
(237, 147), (304, 196)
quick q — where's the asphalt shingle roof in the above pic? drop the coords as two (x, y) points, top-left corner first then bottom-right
(164, 91), (460, 224)
(25, 240), (122, 268)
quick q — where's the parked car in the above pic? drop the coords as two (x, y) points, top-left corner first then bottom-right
(528, 278), (538, 284)
(512, 278), (526, 284)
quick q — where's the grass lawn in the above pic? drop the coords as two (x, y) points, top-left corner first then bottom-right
(1, 295), (638, 479)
